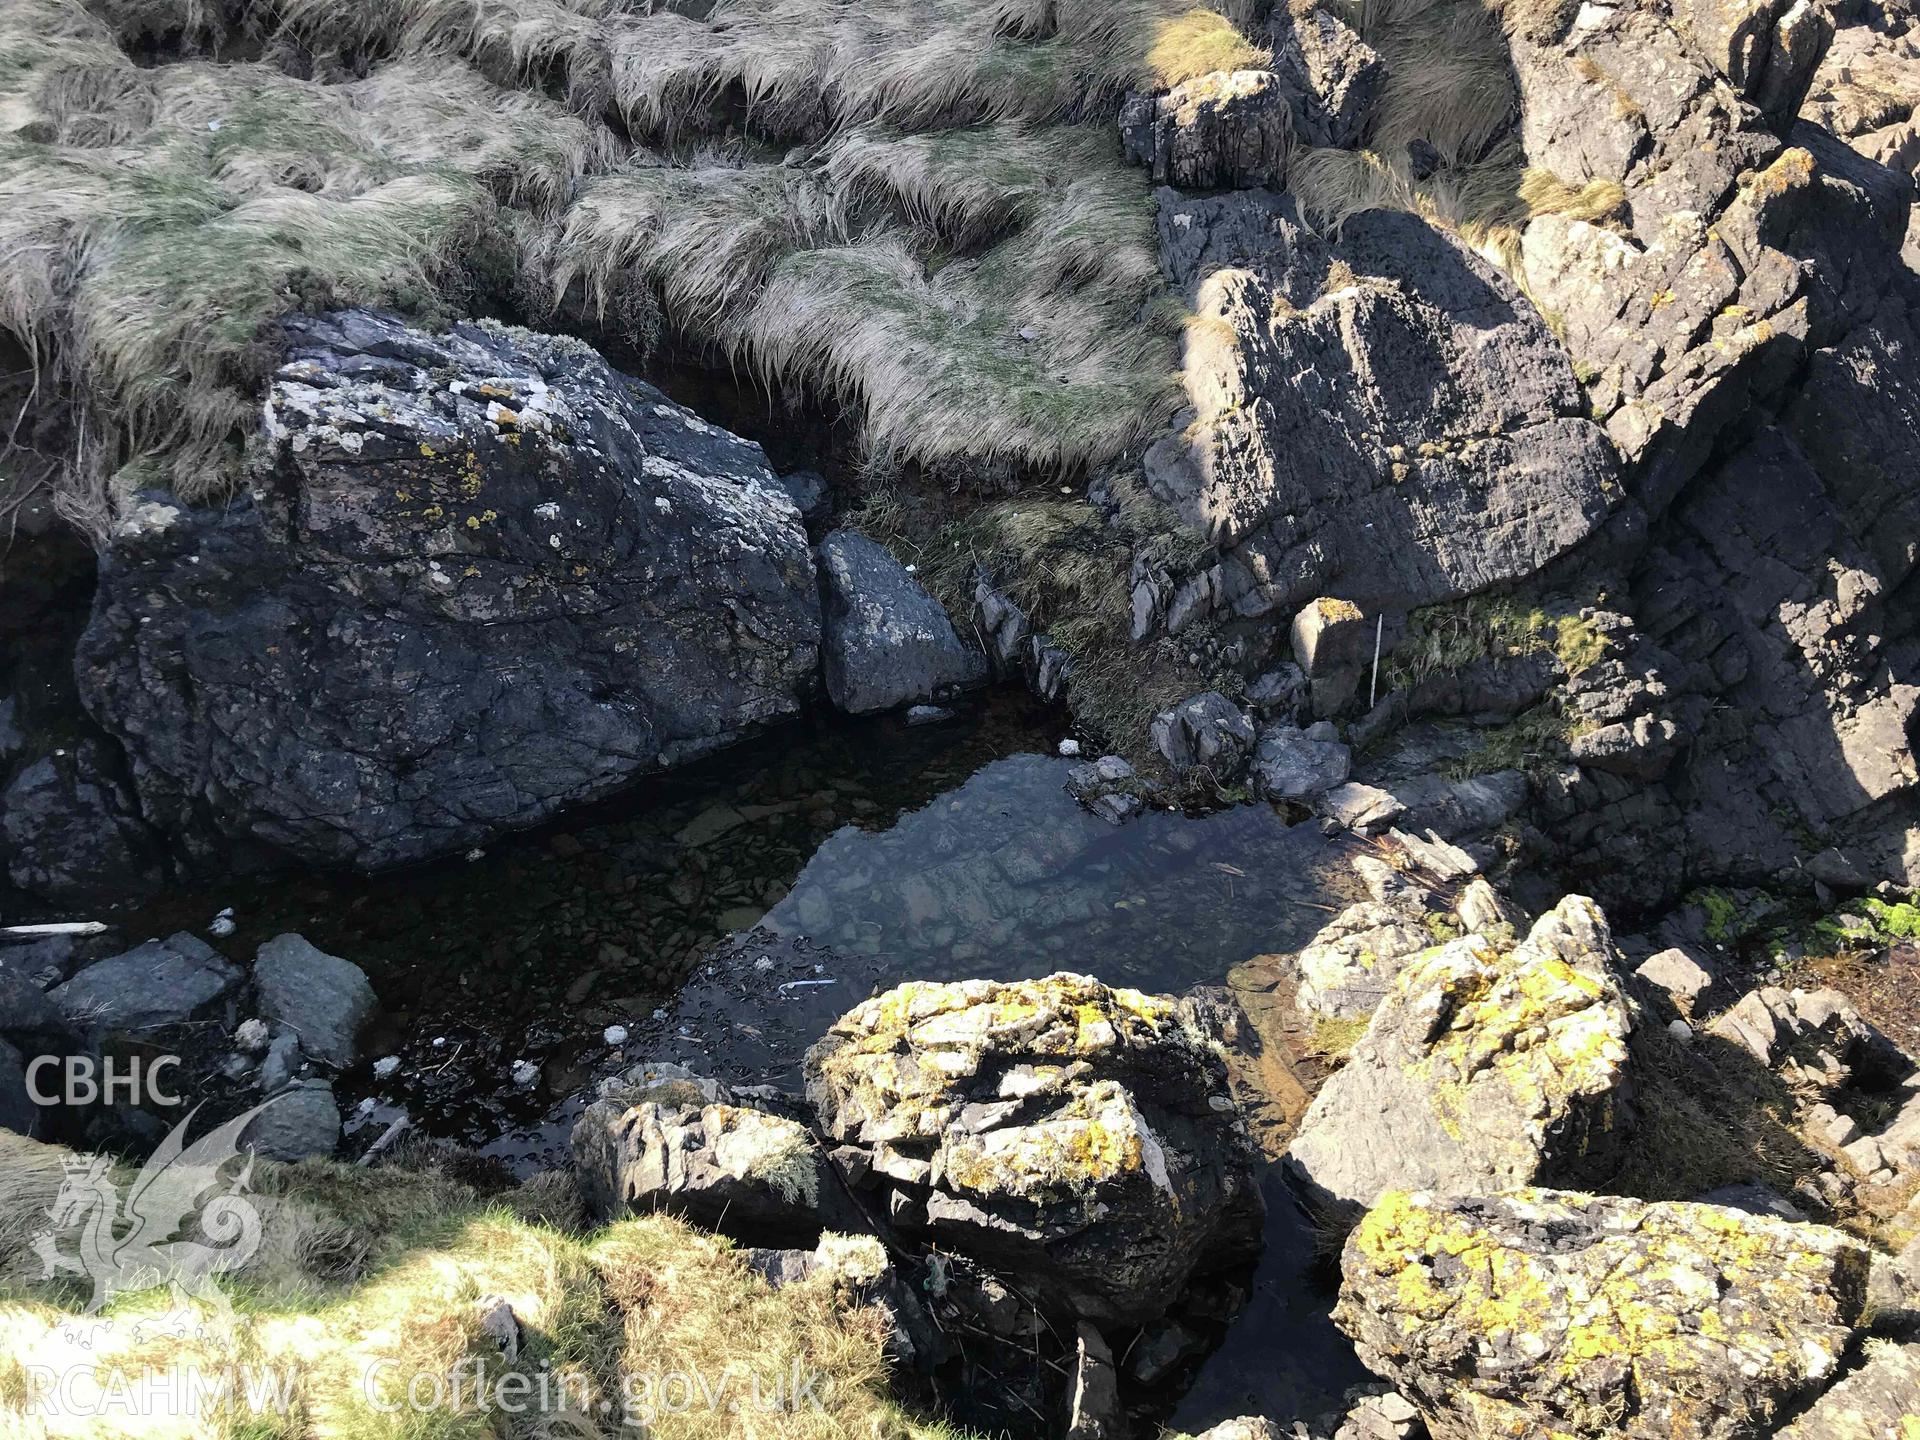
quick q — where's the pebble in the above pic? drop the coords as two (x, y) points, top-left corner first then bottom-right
(1667, 1018), (1694, 1044)
(1058, 738), (1082, 757)
(511, 1060), (540, 1088)
(209, 907), (237, 938)
(603, 1024), (630, 1046)
(234, 1017), (270, 1054)
(372, 1056), (401, 1079)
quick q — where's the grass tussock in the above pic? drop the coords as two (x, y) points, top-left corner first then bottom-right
(6, 0), (1261, 535)
(0, 1131), (951, 1440)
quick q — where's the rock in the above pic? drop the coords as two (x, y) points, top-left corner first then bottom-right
(1635, 947), (1718, 1010)
(50, 933), (240, 1035)
(773, 467), (830, 526)
(0, 935), (78, 990)
(1333, 1389), (1424, 1440)
(904, 704), (955, 726)
(1067, 755), (1151, 825)
(1150, 692), (1255, 781)
(242, 1079), (341, 1162)
(252, 934), (376, 1070)
(1338, 1189), (1872, 1440)
(1708, 986), (1908, 1090)
(1145, 195), (1620, 619)
(819, 529), (986, 715)
(1183, 1422), (1285, 1440)
(1066, 1323), (1124, 1440)
(259, 1032), (304, 1094)
(1315, 783), (1407, 834)
(1778, 1339), (1920, 1439)
(1119, 69), (1292, 189)
(77, 310), (821, 872)
(1697, 1180), (1809, 1221)
(1251, 723), (1351, 801)
(1294, 899), (1434, 1020)
(1382, 771), (1527, 840)
(0, 969), (90, 1139)
(1285, 898), (1636, 1219)
(806, 974), (1264, 1328)
(1268, 2), (1385, 148)
(1244, 663), (1308, 719)
(1127, 1319), (1203, 1385)
(473, 1296), (522, 1361)
(572, 1063), (854, 1245)
(0, 740), (164, 905)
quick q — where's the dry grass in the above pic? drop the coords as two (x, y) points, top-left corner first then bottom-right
(0, 1132), (955, 1440)
(5, 0), (1263, 535)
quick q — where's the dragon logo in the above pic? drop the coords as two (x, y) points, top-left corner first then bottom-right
(30, 1103), (270, 1314)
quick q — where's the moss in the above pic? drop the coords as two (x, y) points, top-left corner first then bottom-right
(1694, 887), (1741, 944)
(1307, 1015), (1370, 1061)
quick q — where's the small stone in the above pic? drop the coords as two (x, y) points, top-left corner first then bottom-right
(1058, 738), (1083, 757)
(904, 704), (956, 726)
(233, 1017), (271, 1054)
(603, 1024), (630, 1046)
(1667, 1018), (1694, 1044)
(371, 1055), (401, 1079)
(511, 1059), (540, 1088)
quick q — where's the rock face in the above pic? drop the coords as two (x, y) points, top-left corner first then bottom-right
(77, 310), (821, 872)
(572, 1062), (855, 1245)
(1120, 70), (1294, 189)
(818, 529), (986, 715)
(805, 973), (1263, 1327)
(1778, 1339), (1920, 1439)
(1143, 193), (1621, 621)
(252, 934), (376, 1071)
(1337, 1189), (1873, 1440)
(50, 933), (240, 1035)
(0, 741), (164, 904)
(1286, 897), (1636, 1217)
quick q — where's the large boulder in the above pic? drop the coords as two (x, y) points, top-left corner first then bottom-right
(1337, 1189), (1873, 1440)
(1285, 897), (1636, 1218)
(572, 1062), (858, 1246)
(818, 528), (985, 715)
(76, 310), (822, 872)
(805, 974), (1264, 1327)
(0, 970), (91, 1140)
(1142, 194), (1621, 623)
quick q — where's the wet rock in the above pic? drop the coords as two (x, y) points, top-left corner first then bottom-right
(1338, 1189), (1872, 1440)
(242, 1079), (341, 1162)
(806, 974), (1264, 1328)
(0, 740), (164, 905)
(252, 934), (376, 1070)
(1779, 1339), (1920, 1438)
(1151, 692), (1255, 781)
(50, 933), (240, 1035)
(819, 529), (986, 715)
(1286, 898), (1636, 1219)
(1120, 69), (1293, 189)
(1315, 783), (1407, 834)
(1251, 723), (1351, 802)
(1067, 754), (1152, 824)
(1268, 2), (1385, 148)
(572, 1062), (854, 1245)
(78, 310), (821, 872)
(1146, 196), (1619, 619)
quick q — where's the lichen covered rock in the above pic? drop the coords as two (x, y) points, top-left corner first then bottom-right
(1777, 1338), (1920, 1439)
(1285, 897), (1636, 1217)
(805, 973), (1263, 1326)
(1337, 1189), (1873, 1440)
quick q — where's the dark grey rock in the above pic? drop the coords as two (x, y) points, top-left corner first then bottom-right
(1067, 1323), (1124, 1440)
(259, 1031), (303, 1094)
(819, 529), (985, 715)
(1151, 691), (1255, 780)
(50, 933), (239, 1034)
(77, 311), (822, 872)
(1251, 724), (1351, 801)
(242, 1080), (340, 1162)
(1269, 2), (1386, 148)
(1120, 70), (1292, 189)
(1383, 770), (1527, 840)
(253, 933), (376, 1070)
(0, 935), (79, 990)
(773, 467), (830, 525)
(1147, 197), (1620, 617)
(1067, 755), (1152, 824)
(0, 740), (164, 905)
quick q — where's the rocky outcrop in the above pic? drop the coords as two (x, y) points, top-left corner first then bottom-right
(0, 741), (163, 905)
(805, 973), (1263, 1327)
(1778, 1339), (1920, 1439)
(77, 310), (822, 872)
(1286, 897), (1636, 1217)
(1337, 1189), (1873, 1440)
(819, 528), (985, 715)
(1121, 71), (1294, 189)
(1143, 193), (1621, 622)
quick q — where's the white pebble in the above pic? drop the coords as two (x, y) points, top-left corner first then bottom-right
(209, 913), (236, 938)
(651, 1008), (667, 1021)
(602, 1025), (629, 1046)
(234, 1018), (270, 1053)
(372, 1056), (401, 1079)
(357, 1097), (376, 1114)
(1058, 738), (1082, 757)
(511, 1060), (540, 1088)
